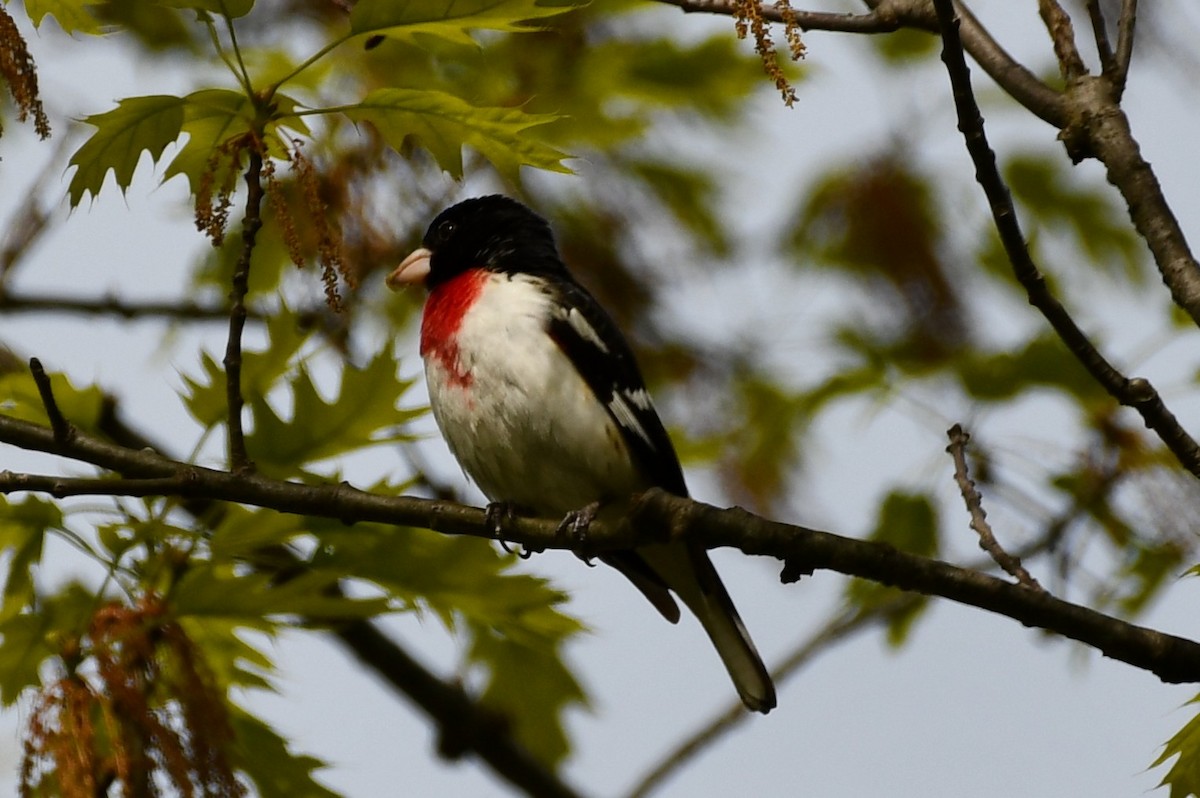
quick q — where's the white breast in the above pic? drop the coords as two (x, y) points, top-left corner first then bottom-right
(425, 273), (641, 515)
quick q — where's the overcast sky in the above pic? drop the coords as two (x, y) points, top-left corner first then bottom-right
(3, 4), (1200, 797)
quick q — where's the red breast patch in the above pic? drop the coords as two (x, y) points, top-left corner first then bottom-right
(420, 268), (487, 388)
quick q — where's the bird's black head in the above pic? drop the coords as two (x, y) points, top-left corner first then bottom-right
(421, 195), (565, 288)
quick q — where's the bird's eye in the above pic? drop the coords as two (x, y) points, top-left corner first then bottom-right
(436, 220), (456, 242)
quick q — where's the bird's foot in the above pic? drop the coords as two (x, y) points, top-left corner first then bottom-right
(486, 502), (544, 559)
(485, 502), (518, 555)
(484, 501), (517, 538)
(556, 501), (601, 566)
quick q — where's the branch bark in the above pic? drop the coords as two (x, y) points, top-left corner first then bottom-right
(946, 424), (1044, 592)
(223, 148), (263, 474)
(655, 0), (1067, 126)
(660, 0), (1200, 328)
(3, 411), (1200, 685)
(930, 0), (1200, 479)
(86, 396), (586, 798)
(0, 291), (264, 322)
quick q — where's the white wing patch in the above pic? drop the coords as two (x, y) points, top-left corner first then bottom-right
(556, 306), (610, 354)
(608, 391), (653, 447)
(625, 387), (653, 410)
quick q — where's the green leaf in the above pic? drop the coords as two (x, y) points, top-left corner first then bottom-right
(349, 0), (583, 46)
(162, 88), (254, 195)
(628, 159), (728, 255)
(0, 583), (95, 706)
(846, 491), (938, 646)
(1117, 540), (1184, 615)
(1154, 695), (1200, 798)
(957, 334), (1103, 403)
(181, 306), (313, 428)
(230, 705), (340, 798)
(0, 369), (106, 433)
(181, 351), (229, 428)
(209, 506), (310, 560)
(469, 619), (585, 764)
(67, 95), (187, 205)
(0, 614), (55, 705)
(170, 565), (390, 621)
(725, 375), (806, 509)
(154, 0), (255, 18)
(871, 27), (938, 63)
(0, 496), (60, 621)
(181, 616), (277, 691)
(340, 88), (570, 180)
(311, 523), (586, 762)
(24, 0), (104, 34)
(1004, 152), (1145, 282)
(314, 523), (582, 636)
(246, 347), (421, 475)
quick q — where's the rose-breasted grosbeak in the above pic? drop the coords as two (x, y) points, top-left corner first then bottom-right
(387, 195), (775, 713)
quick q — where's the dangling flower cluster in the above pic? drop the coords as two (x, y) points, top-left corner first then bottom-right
(732, 0), (806, 107)
(20, 594), (245, 798)
(265, 139), (351, 313)
(0, 5), (50, 139)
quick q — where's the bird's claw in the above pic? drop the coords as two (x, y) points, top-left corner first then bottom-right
(487, 502), (544, 559)
(485, 502), (519, 555)
(485, 502), (515, 537)
(557, 501), (600, 566)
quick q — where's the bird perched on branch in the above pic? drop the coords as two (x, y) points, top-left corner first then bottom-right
(387, 195), (775, 713)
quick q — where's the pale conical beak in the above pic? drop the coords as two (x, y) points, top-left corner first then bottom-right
(386, 247), (432, 290)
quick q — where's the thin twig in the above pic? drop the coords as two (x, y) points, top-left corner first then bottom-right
(629, 528), (1072, 797)
(1038, 0), (1089, 80)
(0, 291), (260, 322)
(1084, 0), (1115, 75)
(223, 148), (264, 474)
(27, 358), (73, 444)
(931, 0), (1200, 479)
(4, 413), (1200, 684)
(946, 424), (1045, 592)
(627, 600), (913, 797)
(42, 398), (589, 798)
(1111, 0), (1137, 96)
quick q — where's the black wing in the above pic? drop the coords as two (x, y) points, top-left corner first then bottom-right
(544, 278), (688, 497)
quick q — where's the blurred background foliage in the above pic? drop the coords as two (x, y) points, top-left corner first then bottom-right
(2, 0), (1200, 794)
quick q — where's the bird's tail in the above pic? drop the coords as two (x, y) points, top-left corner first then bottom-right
(640, 543), (776, 714)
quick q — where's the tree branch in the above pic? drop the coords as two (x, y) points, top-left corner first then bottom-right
(655, 0), (1067, 127)
(661, 0), (900, 34)
(332, 621), (586, 798)
(626, 599), (915, 797)
(628, 531), (1065, 797)
(1065, 74), (1200, 326)
(1084, 0), (1115, 76)
(663, 0), (1199, 330)
(0, 290), (254, 322)
(28, 357), (73, 445)
(1112, 0), (1137, 94)
(1038, 0), (1088, 81)
(86, 396), (586, 798)
(930, 0), (1200, 479)
(3, 412), (1200, 685)
(946, 424), (1044, 592)
(223, 148), (263, 474)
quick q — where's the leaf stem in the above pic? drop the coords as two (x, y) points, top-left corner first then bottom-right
(264, 34), (354, 102)
(220, 1), (254, 96)
(203, 14), (254, 98)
